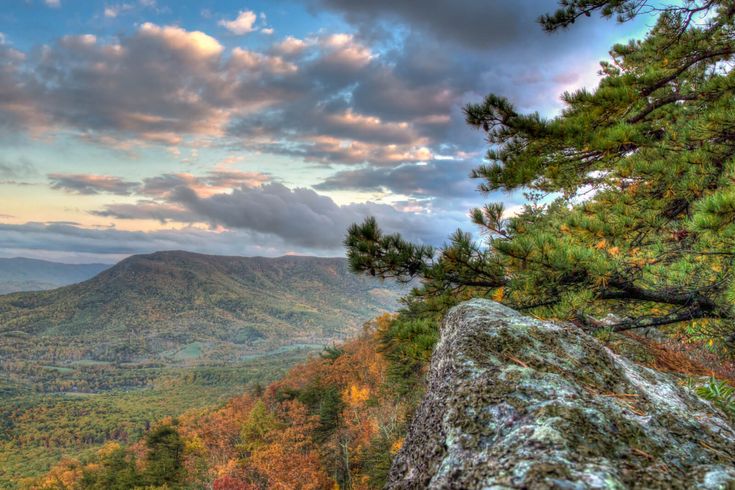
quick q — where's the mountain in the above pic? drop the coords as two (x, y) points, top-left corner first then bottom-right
(0, 251), (404, 364)
(0, 257), (109, 294)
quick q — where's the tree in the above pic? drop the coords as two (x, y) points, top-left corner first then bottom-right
(141, 423), (185, 487)
(346, 1), (735, 345)
(238, 399), (280, 454)
(79, 446), (138, 490)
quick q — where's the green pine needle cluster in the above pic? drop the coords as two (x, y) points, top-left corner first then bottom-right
(346, 0), (735, 350)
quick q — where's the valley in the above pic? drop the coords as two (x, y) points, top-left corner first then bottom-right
(0, 251), (404, 486)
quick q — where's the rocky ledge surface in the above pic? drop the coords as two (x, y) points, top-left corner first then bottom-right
(387, 299), (735, 489)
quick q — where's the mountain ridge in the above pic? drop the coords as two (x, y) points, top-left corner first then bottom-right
(0, 257), (110, 294)
(0, 250), (404, 364)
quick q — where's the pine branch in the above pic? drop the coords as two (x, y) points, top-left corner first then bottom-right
(575, 304), (727, 332)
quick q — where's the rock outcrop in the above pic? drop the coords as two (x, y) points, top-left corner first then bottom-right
(387, 300), (735, 489)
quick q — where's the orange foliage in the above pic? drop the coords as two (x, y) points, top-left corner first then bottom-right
(30, 458), (83, 490)
(248, 400), (331, 489)
(627, 333), (735, 385)
(32, 318), (410, 489)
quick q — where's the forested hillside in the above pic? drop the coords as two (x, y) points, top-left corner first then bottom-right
(0, 251), (404, 365)
(29, 315), (414, 489)
(0, 251), (404, 487)
(0, 258), (109, 295)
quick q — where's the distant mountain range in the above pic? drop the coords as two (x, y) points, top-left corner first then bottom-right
(0, 257), (110, 294)
(0, 251), (404, 364)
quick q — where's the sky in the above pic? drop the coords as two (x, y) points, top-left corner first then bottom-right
(0, 0), (652, 263)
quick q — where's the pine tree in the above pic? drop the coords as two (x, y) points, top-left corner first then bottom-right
(346, 1), (735, 345)
(141, 424), (184, 487)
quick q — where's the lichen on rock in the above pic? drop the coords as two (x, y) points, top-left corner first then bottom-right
(387, 299), (735, 489)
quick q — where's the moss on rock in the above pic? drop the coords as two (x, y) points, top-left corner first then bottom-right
(387, 300), (735, 490)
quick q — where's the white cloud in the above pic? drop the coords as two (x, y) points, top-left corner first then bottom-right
(273, 36), (308, 56)
(219, 10), (257, 35)
(138, 23), (223, 59)
(44, 0), (61, 7)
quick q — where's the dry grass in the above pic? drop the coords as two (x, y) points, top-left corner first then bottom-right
(625, 332), (735, 386)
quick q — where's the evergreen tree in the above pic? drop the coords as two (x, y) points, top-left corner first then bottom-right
(238, 399), (280, 454)
(79, 447), (138, 490)
(141, 424), (184, 487)
(346, 1), (735, 345)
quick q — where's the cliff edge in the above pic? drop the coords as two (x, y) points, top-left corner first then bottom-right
(387, 299), (735, 489)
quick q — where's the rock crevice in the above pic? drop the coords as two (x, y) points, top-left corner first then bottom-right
(387, 299), (735, 489)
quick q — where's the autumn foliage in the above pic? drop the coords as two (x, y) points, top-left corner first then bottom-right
(29, 315), (412, 489)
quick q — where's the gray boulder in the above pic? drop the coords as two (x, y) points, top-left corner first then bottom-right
(387, 299), (735, 489)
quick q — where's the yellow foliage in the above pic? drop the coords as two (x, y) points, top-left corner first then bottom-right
(390, 437), (404, 455)
(593, 274), (611, 288)
(184, 434), (206, 455)
(595, 239), (607, 250)
(96, 441), (121, 458)
(214, 458), (239, 477)
(344, 384), (370, 406)
(491, 287), (504, 302)
(608, 246), (620, 256)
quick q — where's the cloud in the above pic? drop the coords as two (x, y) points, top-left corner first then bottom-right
(0, 39), (48, 133)
(91, 201), (194, 223)
(302, 0), (583, 50)
(0, 4), (637, 174)
(0, 157), (37, 179)
(45, 169), (270, 198)
(219, 10), (257, 35)
(104, 4), (133, 18)
(273, 36), (308, 56)
(315, 160), (478, 198)
(0, 176), (472, 261)
(139, 170), (270, 197)
(48, 174), (139, 195)
(0, 222), (308, 263)
(94, 182), (467, 249)
(138, 22), (223, 59)
(44, 0), (61, 7)
(3, 24), (232, 145)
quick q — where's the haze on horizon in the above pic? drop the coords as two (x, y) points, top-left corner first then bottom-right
(0, 0), (649, 264)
